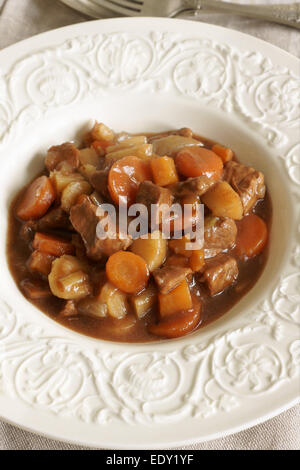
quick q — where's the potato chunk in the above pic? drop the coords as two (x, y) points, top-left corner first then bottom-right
(202, 181), (243, 220)
(130, 231), (167, 272)
(79, 148), (100, 167)
(50, 171), (85, 195)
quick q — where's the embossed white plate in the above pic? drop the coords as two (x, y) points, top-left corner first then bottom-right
(0, 18), (299, 449)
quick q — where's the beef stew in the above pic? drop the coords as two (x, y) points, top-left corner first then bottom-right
(7, 123), (272, 342)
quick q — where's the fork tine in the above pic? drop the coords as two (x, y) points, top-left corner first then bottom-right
(91, 0), (142, 16)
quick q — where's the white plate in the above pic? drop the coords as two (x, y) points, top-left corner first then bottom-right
(0, 18), (299, 449)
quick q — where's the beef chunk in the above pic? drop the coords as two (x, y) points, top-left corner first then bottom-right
(60, 300), (78, 318)
(45, 143), (80, 171)
(201, 254), (238, 295)
(90, 169), (111, 200)
(20, 220), (36, 242)
(153, 266), (192, 294)
(36, 207), (72, 231)
(172, 176), (216, 198)
(70, 196), (132, 260)
(204, 217), (237, 259)
(224, 161), (265, 214)
(136, 181), (174, 226)
(19, 209), (72, 243)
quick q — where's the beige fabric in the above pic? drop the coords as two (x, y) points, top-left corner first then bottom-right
(0, 0), (299, 451)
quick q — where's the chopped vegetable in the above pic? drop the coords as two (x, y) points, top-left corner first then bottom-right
(152, 135), (203, 156)
(202, 181), (243, 220)
(131, 285), (157, 319)
(158, 279), (193, 318)
(91, 122), (115, 143)
(50, 171), (85, 195)
(148, 298), (201, 338)
(236, 214), (268, 259)
(106, 143), (153, 162)
(212, 144), (234, 163)
(189, 249), (205, 272)
(169, 236), (193, 258)
(150, 156), (179, 186)
(108, 156), (152, 206)
(61, 180), (92, 212)
(130, 231), (167, 272)
(79, 148), (100, 167)
(49, 255), (91, 300)
(16, 176), (55, 221)
(100, 282), (129, 319)
(106, 251), (150, 294)
(33, 233), (75, 257)
(106, 136), (147, 153)
(175, 146), (223, 180)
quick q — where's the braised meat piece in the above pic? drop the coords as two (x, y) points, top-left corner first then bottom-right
(153, 266), (192, 294)
(36, 207), (72, 231)
(172, 176), (216, 198)
(60, 300), (78, 318)
(90, 169), (112, 200)
(201, 254), (238, 295)
(224, 161), (265, 214)
(45, 143), (80, 171)
(136, 181), (174, 226)
(70, 196), (132, 260)
(204, 217), (237, 259)
(20, 220), (36, 242)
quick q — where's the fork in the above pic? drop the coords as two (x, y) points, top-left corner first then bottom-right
(93, 0), (300, 28)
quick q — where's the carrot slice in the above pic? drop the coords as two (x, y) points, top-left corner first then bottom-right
(175, 146), (223, 180)
(236, 214), (268, 259)
(212, 144), (234, 163)
(33, 233), (75, 257)
(148, 298), (201, 339)
(106, 251), (150, 294)
(150, 156), (179, 186)
(16, 176), (55, 221)
(108, 156), (152, 206)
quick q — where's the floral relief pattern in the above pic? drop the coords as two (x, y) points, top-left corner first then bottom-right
(0, 33), (299, 150)
(0, 30), (299, 427)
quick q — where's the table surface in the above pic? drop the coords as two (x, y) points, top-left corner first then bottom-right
(0, 0), (299, 451)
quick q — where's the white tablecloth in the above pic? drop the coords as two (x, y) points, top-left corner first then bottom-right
(0, 0), (299, 451)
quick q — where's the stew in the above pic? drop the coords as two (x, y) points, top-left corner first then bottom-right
(7, 123), (272, 342)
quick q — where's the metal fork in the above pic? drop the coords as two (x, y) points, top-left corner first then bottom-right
(92, 0), (300, 28)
